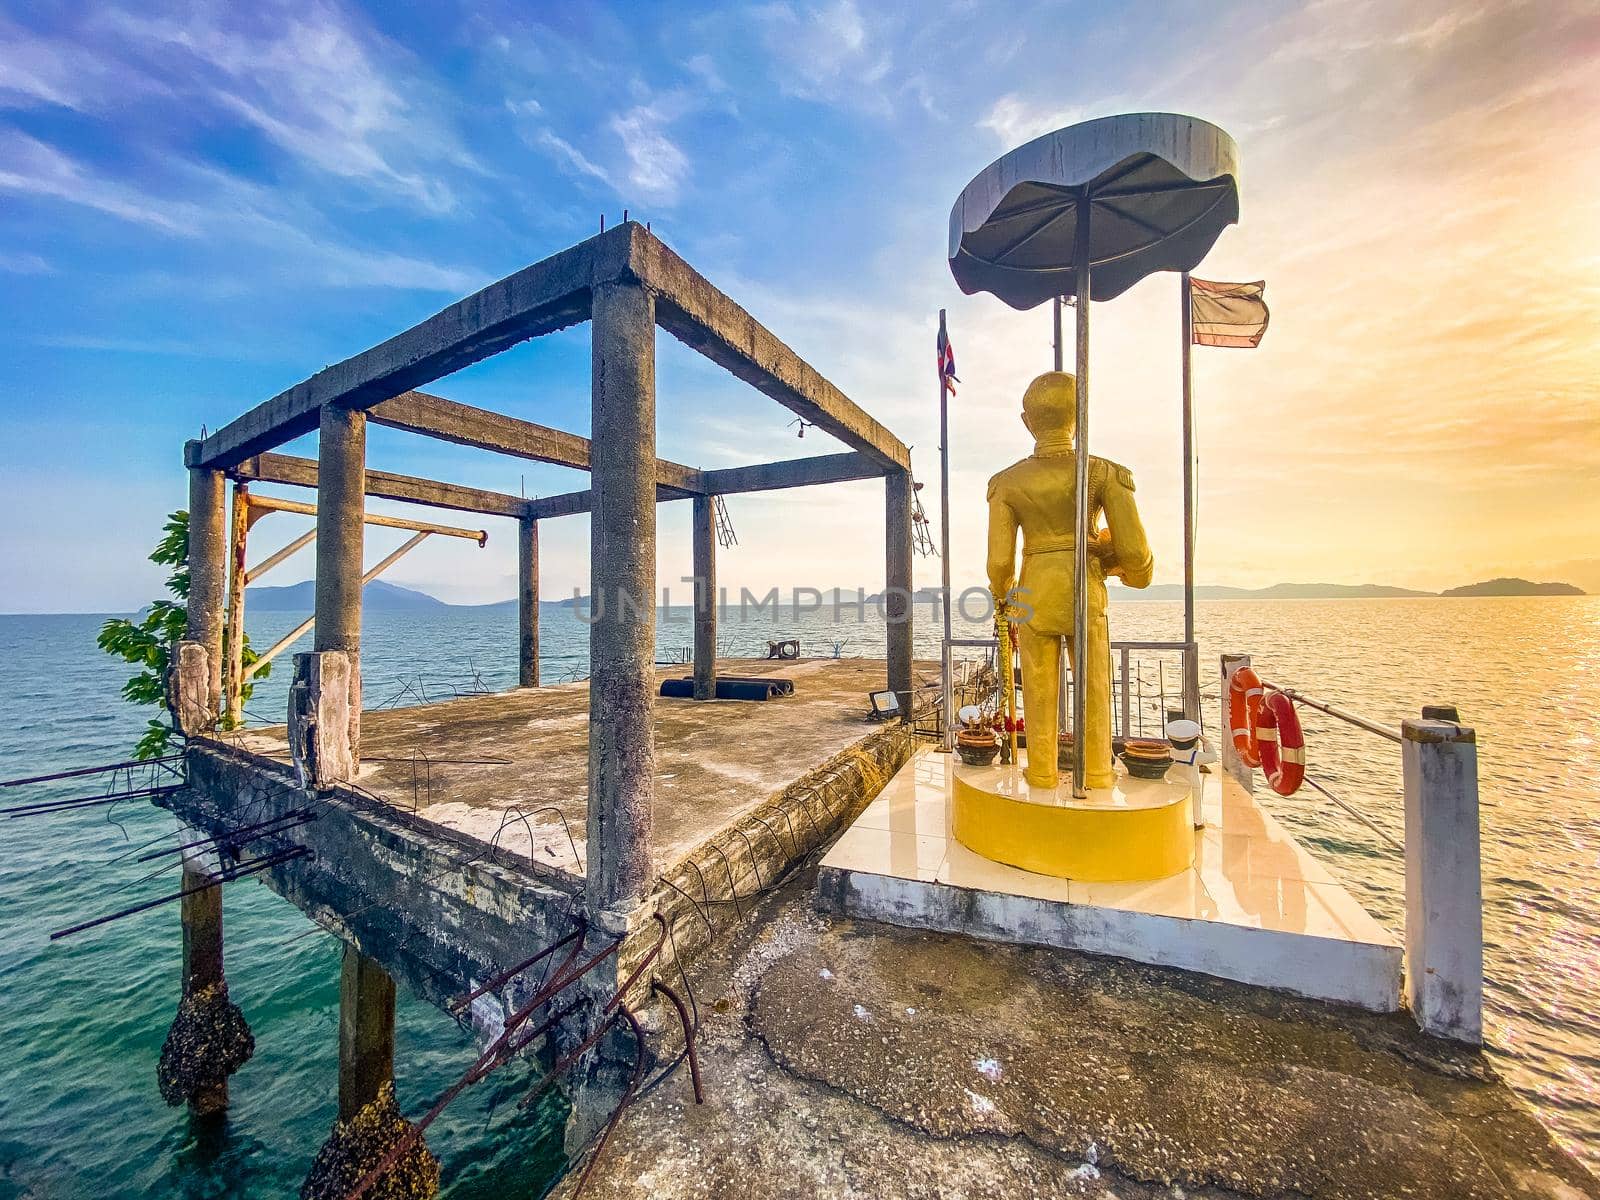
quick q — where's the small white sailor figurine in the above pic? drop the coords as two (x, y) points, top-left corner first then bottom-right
(1164, 718), (1217, 829)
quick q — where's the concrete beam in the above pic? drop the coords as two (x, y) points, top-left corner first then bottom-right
(635, 230), (910, 472)
(234, 452), (527, 519)
(523, 452), (885, 521)
(697, 451), (884, 494)
(369, 391), (700, 495)
(189, 227), (636, 469)
(190, 224), (908, 481)
(587, 278), (657, 922)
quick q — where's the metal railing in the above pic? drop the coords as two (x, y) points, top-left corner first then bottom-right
(941, 636), (1200, 741)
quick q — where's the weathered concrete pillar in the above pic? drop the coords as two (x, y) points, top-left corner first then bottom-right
(1402, 714), (1483, 1043)
(692, 494), (717, 701)
(884, 470), (914, 719)
(292, 404), (364, 784)
(174, 445), (228, 735)
(1219, 654), (1255, 794)
(586, 279), (657, 924)
(303, 945), (438, 1199)
(157, 858), (254, 1116)
(223, 482), (249, 728)
(518, 516), (540, 687)
(337, 946), (396, 1120)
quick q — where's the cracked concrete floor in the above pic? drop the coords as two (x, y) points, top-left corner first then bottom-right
(557, 864), (1598, 1200)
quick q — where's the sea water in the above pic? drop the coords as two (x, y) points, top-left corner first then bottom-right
(0, 596), (1595, 1194)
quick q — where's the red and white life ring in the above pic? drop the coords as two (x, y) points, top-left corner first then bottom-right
(1227, 665), (1264, 768)
(1255, 690), (1306, 796)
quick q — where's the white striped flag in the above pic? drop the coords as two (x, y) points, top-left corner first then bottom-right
(1190, 277), (1269, 348)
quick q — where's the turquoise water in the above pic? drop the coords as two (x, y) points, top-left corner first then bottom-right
(1, 596), (1597, 1193)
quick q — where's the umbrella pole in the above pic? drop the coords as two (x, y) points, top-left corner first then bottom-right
(939, 310), (954, 752)
(1053, 295), (1067, 743)
(1071, 196), (1091, 797)
(1180, 273), (1199, 722)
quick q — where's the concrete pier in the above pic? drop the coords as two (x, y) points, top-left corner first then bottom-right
(692, 494), (716, 701)
(518, 516), (540, 688)
(587, 279), (658, 924)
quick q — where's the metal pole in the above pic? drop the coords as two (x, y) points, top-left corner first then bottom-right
(1070, 194), (1091, 796)
(938, 309), (954, 750)
(1052, 296), (1064, 371)
(1180, 272), (1200, 721)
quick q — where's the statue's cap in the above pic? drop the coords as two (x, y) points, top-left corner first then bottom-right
(1022, 371), (1076, 434)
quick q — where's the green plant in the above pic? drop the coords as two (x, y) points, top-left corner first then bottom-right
(98, 509), (268, 757)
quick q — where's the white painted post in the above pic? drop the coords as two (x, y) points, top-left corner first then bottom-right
(1402, 714), (1483, 1043)
(1219, 653), (1253, 794)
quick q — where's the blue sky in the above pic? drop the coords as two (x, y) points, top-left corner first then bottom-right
(2, 0), (1596, 612)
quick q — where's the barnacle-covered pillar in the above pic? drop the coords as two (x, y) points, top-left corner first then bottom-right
(303, 947), (438, 1200)
(157, 858), (254, 1116)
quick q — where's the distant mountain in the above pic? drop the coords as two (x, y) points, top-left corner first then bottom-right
(1110, 582), (1431, 602)
(1441, 577), (1585, 597)
(245, 579), (449, 611)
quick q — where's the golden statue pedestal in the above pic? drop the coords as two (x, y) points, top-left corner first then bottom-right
(953, 754), (1194, 882)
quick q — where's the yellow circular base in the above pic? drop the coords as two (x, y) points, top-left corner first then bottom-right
(953, 753), (1194, 882)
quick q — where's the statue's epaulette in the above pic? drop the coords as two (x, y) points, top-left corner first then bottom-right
(1101, 457), (1136, 492)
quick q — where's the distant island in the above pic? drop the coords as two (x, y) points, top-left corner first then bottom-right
(240, 576), (1585, 613)
(1110, 577), (1585, 602)
(1439, 577), (1585, 597)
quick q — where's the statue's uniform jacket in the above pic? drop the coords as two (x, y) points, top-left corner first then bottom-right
(986, 449), (1154, 789)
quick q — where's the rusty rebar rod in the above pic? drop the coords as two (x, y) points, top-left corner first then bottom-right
(449, 924), (585, 1014)
(573, 1003), (649, 1199)
(49, 847), (309, 940)
(0, 756), (183, 788)
(4, 784), (184, 818)
(650, 979), (703, 1103)
(132, 809), (315, 862)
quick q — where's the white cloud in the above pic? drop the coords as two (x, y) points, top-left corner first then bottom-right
(101, 3), (477, 213)
(754, 0), (893, 111)
(610, 103), (690, 203)
(0, 250), (55, 275)
(0, 129), (194, 233)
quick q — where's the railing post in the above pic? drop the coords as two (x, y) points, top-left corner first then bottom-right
(1219, 653), (1253, 793)
(1402, 713), (1483, 1043)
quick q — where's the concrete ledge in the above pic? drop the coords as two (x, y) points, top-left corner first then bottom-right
(817, 865), (1402, 1012)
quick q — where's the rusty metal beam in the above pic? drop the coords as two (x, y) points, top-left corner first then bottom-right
(234, 452), (527, 519)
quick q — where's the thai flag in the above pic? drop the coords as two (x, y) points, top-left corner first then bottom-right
(937, 314), (959, 396)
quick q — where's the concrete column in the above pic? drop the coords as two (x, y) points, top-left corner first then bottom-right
(180, 863), (224, 999)
(518, 516), (540, 687)
(182, 446), (228, 730)
(315, 404), (365, 656)
(309, 403), (365, 774)
(1219, 654), (1254, 794)
(223, 482), (249, 728)
(884, 470), (914, 719)
(692, 494), (717, 701)
(1402, 715), (1483, 1043)
(587, 279), (657, 922)
(337, 945), (396, 1122)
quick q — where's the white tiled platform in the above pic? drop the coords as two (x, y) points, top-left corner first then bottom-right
(816, 748), (1403, 1011)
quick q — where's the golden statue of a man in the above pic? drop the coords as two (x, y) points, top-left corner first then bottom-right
(987, 371), (1154, 789)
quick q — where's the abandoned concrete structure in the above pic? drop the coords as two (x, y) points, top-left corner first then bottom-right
(161, 221), (921, 1191)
